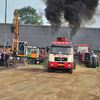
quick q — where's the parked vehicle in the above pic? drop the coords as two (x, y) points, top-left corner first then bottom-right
(28, 46), (40, 64)
(10, 9), (28, 66)
(74, 44), (99, 68)
(39, 48), (48, 63)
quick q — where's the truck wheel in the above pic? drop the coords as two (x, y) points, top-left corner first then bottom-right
(86, 57), (92, 67)
(92, 57), (97, 68)
(97, 57), (99, 67)
(73, 61), (76, 70)
(47, 66), (52, 72)
(69, 69), (73, 74)
(74, 55), (80, 63)
(28, 59), (34, 65)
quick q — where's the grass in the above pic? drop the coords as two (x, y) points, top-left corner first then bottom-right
(28, 63), (100, 70)
(86, 64), (100, 70)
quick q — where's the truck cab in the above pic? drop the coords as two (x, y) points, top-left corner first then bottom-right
(10, 41), (28, 66)
(39, 48), (48, 63)
(17, 41), (28, 56)
(74, 44), (90, 62)
(28, 46), (40, 64)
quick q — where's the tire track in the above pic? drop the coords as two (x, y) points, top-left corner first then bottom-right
(95, 70), (100, 75)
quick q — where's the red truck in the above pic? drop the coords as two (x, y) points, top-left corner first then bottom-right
(43, 37), (76, 74)
(74, 44), (99, 68)
(39, 48), (48, 63)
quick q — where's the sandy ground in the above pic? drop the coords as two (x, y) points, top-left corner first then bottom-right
(0, 64), (100, 100)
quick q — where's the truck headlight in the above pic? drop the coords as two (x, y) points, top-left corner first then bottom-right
(10, 57), (13, 60)
(17, 57), (20, 60)
(68, 64), (71, 66)
(51, 64), (54, 66)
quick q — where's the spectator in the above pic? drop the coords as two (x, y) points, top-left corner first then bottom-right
(4, 52), (6, 67)
(1, 51), (4, 67)
(5, 52), (9, 67)
(28, 50), (31, 55)
(34, 51), (37, 54)
(0, 50), (1, 67)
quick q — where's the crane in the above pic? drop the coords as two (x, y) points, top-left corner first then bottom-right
(11, 9), (19, 55)
(10, 9), (28, 66)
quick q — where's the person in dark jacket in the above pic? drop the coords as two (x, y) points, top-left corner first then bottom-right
(5, 52), (9, 67)
(1, 51), (4, 67)
(0, 50), (2, 67)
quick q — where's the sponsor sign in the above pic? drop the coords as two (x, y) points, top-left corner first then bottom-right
(38, 9), (45, 15)
(53, 55), (69, 57)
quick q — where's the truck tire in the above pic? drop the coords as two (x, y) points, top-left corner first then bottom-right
(73, 61), (76, 70)
(92, 57), (97, 68)
(86, 57), (92, 67)
(47, 65), (53, 72)
(28, 59), (34, 65)
(74, 55), (80, 63)
(69, 69), (73, 74)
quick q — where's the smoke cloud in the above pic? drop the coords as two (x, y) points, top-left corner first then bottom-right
(44, 0), (99, 39)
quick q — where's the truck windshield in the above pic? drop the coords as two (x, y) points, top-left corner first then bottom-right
(78, 46), (88, 52)
(28, 48), (37, 54)
(18, 42), (24, 55)
(40, 50), (45, 55)
(50, 46), (73, 55)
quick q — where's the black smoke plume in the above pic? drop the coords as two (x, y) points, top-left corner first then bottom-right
(44, 0), (99, 39)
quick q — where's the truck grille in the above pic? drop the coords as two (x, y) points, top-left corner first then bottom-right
(84, 53), (90, 61)
(55, 57), (67, 61)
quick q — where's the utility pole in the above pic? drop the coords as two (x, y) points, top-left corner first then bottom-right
(4, 0), (7, 52)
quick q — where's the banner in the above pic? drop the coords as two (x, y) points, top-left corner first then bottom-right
(38, 9), (45, 15)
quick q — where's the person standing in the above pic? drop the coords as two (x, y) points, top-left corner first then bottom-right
(5, 52), (9, 67)
(1, 51), (4, 67)
(0, 50), (2, 67)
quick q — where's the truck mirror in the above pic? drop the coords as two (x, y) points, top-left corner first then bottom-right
(89, 45), (91, 51)
(47, 47), (50, 53)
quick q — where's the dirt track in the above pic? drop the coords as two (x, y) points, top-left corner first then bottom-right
(0, 64), (100, 100)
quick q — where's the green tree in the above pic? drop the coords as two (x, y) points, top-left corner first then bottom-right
(18, 6), (43, 25)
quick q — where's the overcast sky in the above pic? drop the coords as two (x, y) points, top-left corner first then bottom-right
(0, 0), (100, 28)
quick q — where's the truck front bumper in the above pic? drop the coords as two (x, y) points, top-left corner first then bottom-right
(49, 62), (73, 69)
